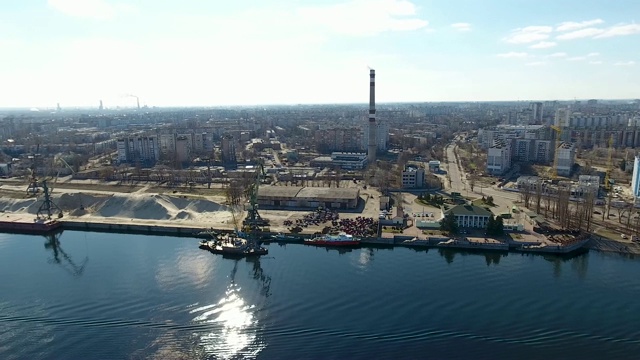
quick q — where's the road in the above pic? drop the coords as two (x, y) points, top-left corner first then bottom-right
(443, 140), (519, 216)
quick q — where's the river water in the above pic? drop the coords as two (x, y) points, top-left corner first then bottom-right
(1, 231), (639, 359)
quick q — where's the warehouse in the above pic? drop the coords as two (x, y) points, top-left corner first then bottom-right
(257, 186), (360, 209)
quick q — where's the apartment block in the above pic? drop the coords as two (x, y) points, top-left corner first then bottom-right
(486, 139), (511, 176)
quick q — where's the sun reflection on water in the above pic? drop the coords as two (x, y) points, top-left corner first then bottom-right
(191, 283), (265, 359)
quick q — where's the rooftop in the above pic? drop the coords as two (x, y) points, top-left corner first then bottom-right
(444, 204), (493, 217)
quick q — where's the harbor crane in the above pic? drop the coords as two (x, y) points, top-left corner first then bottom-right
(243, 163), (270, 231)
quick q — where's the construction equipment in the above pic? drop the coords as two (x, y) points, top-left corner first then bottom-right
(549, 125), (562, 179)
(243, 164), (270, 230)
(604, 134), (615, 191)
(36, 180), (63, 220)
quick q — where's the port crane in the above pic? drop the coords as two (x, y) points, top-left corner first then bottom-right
(243, 163), (270, 231)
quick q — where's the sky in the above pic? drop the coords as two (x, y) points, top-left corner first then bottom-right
(1, 0), (639, 108)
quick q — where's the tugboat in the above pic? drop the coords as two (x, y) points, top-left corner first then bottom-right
(304, 232), (361, 247)
(200, 231), (268, 257)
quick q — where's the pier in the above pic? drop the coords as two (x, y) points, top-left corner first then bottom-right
(0, 214), (596, 255)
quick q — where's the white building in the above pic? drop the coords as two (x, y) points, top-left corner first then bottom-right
(555, 142), (576, 177)
(310, 152), (368, 170)
(117, 135), (160, 164)
(632, 156), (640, 199)
(487, 140), (511, 176)
(362, 120), (389, 152)
(401, 165), (426, 188)
(443, 204), (492, 229)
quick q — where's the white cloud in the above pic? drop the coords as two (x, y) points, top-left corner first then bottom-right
(556, 19), (604, 32)
(525, 61), (546, 66)
(47, 0), (134, 20)
(530, 41), (557, 49)
(451, 22), (471, 32)
(496, 52), (528, 58)
(587, 52), (600, 57)
(589, 61), (603, 65)
(556, 27), (605, 40)
(595, 23), (640, 38)
(566, 56), (587, 61)
(296, 0), (428, 36)
(614, 61), (636, 66)
(503, 26), (553, 44)
(547, 52), (567, 58)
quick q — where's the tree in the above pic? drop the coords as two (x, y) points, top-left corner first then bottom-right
(439, 212), (459, 235)
(486, 215), (504, 236)
(620, 158), (627, 172)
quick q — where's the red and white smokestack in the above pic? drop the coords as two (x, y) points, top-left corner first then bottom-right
(367, 69), (377, 165)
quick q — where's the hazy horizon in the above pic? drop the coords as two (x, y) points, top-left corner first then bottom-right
(1, 0), (639, 108)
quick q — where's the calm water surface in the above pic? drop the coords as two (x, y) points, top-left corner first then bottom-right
(1, 231), (639, 359)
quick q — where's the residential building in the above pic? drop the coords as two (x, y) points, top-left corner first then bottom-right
(315, 127), (363, 152)
(555, 142), (576, 177)
(362, 120), (389, 152)
(116, 135), (160, 164)
(443, 204), (492, 229)
(175, 136), (190, 163)
(486, 139), (511, 176)
(401, 165), (425, 188)
(534, 140), (553, 163)
(221, 134), (237, 165)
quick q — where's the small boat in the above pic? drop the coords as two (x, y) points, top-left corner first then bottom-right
(304, 232), (361, 246)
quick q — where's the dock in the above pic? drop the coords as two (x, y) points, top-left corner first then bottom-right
(0, 214), (592, 255)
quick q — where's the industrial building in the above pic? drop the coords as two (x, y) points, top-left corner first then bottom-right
(310, 152), (368, 170)
(257, 186), (360, 209)
(401, 165), (425, 188)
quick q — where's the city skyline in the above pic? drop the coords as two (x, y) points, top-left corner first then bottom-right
(1, 0), (639, 108)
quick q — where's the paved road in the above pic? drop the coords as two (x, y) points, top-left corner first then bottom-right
(443, 140), (519, 215)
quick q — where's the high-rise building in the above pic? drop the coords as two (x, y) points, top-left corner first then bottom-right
(486, 139), (511, 175)
(531, 102), (543, 123)
(631, 156), (640, 199)
(367, 69), (377, 165)
(555, 142), (576, 177)
(221, 134), (237, 165)
(117, 135), (159, 164)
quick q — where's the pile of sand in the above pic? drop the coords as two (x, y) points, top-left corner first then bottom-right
(0, 191), (234, 225)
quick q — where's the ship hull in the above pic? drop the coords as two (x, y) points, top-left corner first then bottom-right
(0, 220), (62, 235)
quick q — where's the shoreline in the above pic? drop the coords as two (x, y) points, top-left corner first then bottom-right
(2, 215), (636, 258)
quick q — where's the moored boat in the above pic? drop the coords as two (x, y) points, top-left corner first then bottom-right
(304, 232), (361, 246)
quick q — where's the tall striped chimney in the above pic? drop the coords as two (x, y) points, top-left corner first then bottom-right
(367, 69), (377, 166)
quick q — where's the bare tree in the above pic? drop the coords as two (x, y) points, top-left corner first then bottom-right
(534, 179), (543, 214)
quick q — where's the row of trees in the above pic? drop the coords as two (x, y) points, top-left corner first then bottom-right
(519, 181), (596, 232)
